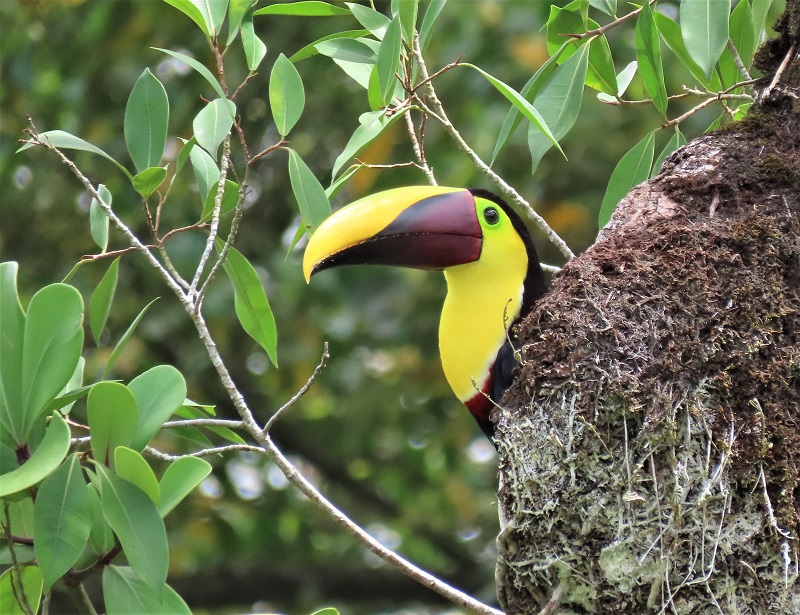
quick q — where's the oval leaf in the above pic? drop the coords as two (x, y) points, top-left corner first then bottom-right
(115, 447), (160, 503)
(598, 132), (656, 229)
(227, 0), (258, 45)
(315, 38), (377, 64)
(288, 148), (331, 235)
(200, 179), (240, 222)
(0, 565), (43, 615)
(33, 454), (92, 591)
(0, 414), (71, 498)
(157, 456), (212, 517)
(347, 3), (391, 39)
(0, 263), (25, 443)
(132, 166), (168, 197)
(241, 14), (267, 72)
(17, 130), (131, 179)
(680, 0), (730, 79)
(189, 144), (220, 205)
(162, 0), (210, 37)
(96, 466), (168, 590)
(269, 53), (305, 137)
(254, 1), (350, 16)
(90, 257), (120, 345)
(87, 382), (138, 469)
(215, 241), (278, 366)
(193, 98), (236, 158)
(128, 365), (187, 452)
(124, 69), (169, 173)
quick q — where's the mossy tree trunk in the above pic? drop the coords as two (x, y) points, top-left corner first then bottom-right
(495, 4), (800, 614)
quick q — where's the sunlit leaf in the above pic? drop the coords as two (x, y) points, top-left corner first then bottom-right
(17, 130), (132, 179)
(527, 43), (589, 173)
(270, 53), (305, 137)
(115, 447), (160, 503)
(96, 466), (168, 590)
(288, 148), (331, 235)
(680, 0), (730, 79)
(132, 166), (168, 197)
(377, 18), (402, 106)
(598, 131), (656, 228)
(90, 257), (120, 345)
(0, 565), (43, 615)
(419, 0), (446, 52)
(33, 454), (92, 590)
(190, 143), (220, 205)
(347, 3), (390, 39)
(254, 1), (349, 16)
(128, 365), (187, 451)
(216, 241), (279, 366)
(289, 30), (370, 63)
(241, 13), (267, 71)
(0, 414), (71, 497)
(189, 0), (227, 36)
(315, 38), (377, 64)
(463, 63), (563, 156)
(394, 0), (418, 45)
(227, 0), (258, 45)
(89, 184), (111, 252)
(653, 12), (716, 90)
(157, 456), (212, 517)
(635, 0), (667, 116)
(124, 68), (169, 173)
(87, 382), (138, 469)
(0, 263), (25, 443)
(193, 97), (236, 158)
(162, 0), (210, 37)
(153, 48), (227, 100)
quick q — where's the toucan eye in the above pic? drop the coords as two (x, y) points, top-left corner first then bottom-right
(483, 207), (500, 225)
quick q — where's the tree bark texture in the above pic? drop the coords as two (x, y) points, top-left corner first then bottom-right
(495, 5), (800, 614)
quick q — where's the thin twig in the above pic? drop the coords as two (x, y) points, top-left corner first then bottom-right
(568, 0), (658, 40)
(264, 342), (330, 433)
(404, 111), (437, 184)
(161, 418), (244, 429)
(410, 37), (574, 261)
(80, 245), (147, 261)
(3, 502), (34, 615)
(249, 139), (289, 165)
(726, 38), (752, 82)
(761, 42), (798, 99)
(144, 444), (264, 461)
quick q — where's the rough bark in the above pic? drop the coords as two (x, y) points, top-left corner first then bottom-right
(495, 5), (800, 614)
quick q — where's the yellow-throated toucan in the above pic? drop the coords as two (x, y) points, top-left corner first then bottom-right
(303, 187), (547, 441)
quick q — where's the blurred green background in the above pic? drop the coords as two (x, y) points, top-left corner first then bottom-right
(0, 0), (781, 612)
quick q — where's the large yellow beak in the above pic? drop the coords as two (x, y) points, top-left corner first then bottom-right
(303, 186), (484, 282)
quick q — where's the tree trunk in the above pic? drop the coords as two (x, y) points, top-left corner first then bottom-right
(495, 5), (800, 614)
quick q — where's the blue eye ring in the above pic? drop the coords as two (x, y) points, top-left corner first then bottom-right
(483, 207), (500, 225)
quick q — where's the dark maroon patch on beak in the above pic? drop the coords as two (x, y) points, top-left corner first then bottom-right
(314, 191), (483, 273)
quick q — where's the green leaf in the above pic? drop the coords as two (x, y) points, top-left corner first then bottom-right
(105, 298), (158, 377)
(0, 414), (71, 498)
(193, 98), (236, 158)
(752, 0), (773, 40)
(653, 12), (717, 90)
(680, 0), (730, 79)
(589, 0), (616, 17)
(325, 163), (361, 199)
(157, 456), (212, 517)
(419, 0), (446, 52)
(289, 30), (370, 62)
(288, 148), (332, 236)
(96, 466), (169, 590)
(216, 241), (279, 366)
(331, 112), (400, 178)
(176, 403), (246, 445)
(545, 6), (617, 94)
(462, 63), (563, 157)
(89, 184), (111, 252)
(0, 565), (43, 615)
(124, 69), (169, 173)
(115, 447), (160, 503)
(90, 257), (120, 345)
(190, 0), (227, 36)
(128, 365), (187, 451)
(376, 18), (402, 106)
(527, 43), (589, 173)
(598, 131), (656, 229)
(635, 0), (668, 116)
(270, 53), (305, 137)
(200, 179), (240, 222)
(86, 482), (115, 554)
(103, 566), (191, 615)
(597, 60), (638, 103)
(394, 0), (418, 45)
(190, 143), (220, 205)
(719, 0), (756, 88)
(254, 1), (349, 16)
(162, 0), (210, 37)
(19, 284), (84, 442)
(153, 48), (227, 100)
(315, 38), (377, 64)
(17, 130), (131, 179)
(311, 609), (340, 615)
(241, 13), (267, 71)
(652, 130), (687, 178)
(50, 357), (84, 415)
(0, 263), (25, 443)
(33, 454), (92, 590)
(132, 166), (168, 197)
(227, 0), (258, 45)
(87, 382), (138, 469)
(347, 3), (391, 39)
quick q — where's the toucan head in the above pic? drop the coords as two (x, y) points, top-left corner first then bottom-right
(303, 186), (543, 308)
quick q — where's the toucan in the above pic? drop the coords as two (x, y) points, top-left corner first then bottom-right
(302, 186), (547, 441)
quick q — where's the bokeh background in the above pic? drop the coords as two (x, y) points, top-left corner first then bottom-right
(0, 0), (783, 612)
